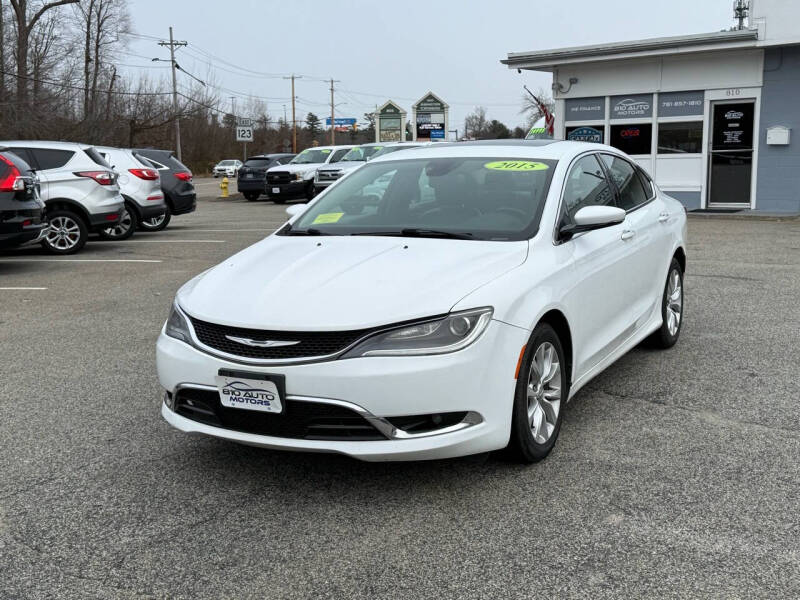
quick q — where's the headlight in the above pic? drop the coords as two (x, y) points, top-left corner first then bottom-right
(343, 307), (493, 357)
(164, 303), (192, 344)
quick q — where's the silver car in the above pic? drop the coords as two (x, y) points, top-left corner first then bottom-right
(0, 140), (124, 254)
(96, 146), (167, 240)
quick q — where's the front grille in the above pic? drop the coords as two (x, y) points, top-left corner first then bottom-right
(317, 170), (341, 181)
(266, 171), (292, 185)
(174, 387), (385, 440)
(189, 317), (379, 360)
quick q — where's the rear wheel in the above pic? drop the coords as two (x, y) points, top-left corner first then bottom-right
(272, 196), (285, 204)
(305, 181), (315, 200)
(646, 258), (684, 349)
(508, 323), (568, 463)
(42, 210), (87, 254)
(139, 207), (171, 232)
(99, 203), (136, 240)
(245, 192), (259, 201)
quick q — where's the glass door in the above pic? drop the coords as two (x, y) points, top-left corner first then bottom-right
(708, 101), (755, 206)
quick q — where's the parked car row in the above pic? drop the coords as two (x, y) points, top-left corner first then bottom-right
(233, 142), (428, 203)
(0, 141), (196, 254)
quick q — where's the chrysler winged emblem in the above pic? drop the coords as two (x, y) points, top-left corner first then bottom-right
(225, 336), (301, 348)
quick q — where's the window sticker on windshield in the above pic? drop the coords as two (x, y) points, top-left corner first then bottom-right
(321, 149), (331, 153)
(312, 212), (343, 224)
(484, 161), (549, 172)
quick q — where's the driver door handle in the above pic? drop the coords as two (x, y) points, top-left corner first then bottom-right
(658, 212), (670, 223)
(621, 229), (635, 241)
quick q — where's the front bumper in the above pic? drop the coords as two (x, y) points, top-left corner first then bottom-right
(266, 180), (307, 199)
(237, 178), (266, 193)
(156, 319), (528, 461)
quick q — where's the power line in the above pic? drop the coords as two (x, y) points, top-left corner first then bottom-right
(0, 69), (172, 96)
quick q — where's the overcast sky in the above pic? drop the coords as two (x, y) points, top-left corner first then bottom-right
(123, 0), (735, 132)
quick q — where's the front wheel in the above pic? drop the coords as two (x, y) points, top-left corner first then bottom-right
(244, 192), (259, 201)
(139, 207), (171, 232)
(305, 181), (315, 201)
(99, 204), (136, 240)
(646, 258), (684, 349)
(41, 210), (88, 254)
(508, 323), (568, 463)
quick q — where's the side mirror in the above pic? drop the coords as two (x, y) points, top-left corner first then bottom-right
(285, 204), (305, 218)
(558, 205), (625, 241)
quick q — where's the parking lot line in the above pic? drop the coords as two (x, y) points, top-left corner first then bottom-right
(0, 287), (47, 290)
(0, 259), (162, 263)
(114, 239), (226, 243)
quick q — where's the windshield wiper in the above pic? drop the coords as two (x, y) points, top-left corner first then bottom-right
(285, 227), (329, 236)
(350, 229), (473, 240)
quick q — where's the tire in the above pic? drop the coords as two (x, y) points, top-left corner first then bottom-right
(139, 207), (171, 232)
(304, 181), (315, 201)
(508, 323), (569, 463)
(41, 209), (88, 255)
(646, 258), (684, 349)
(245, 192), (259, 201)
(99, 203), (137, 240)
(272, 197), (285, 204)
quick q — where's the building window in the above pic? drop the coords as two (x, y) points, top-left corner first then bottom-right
(609, 124), (652, 155)
(658, 121), (703, 154)
(566, 125), (604, 144)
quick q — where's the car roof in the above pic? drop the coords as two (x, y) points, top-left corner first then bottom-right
(247, 154), (294, 159)
(0, 140), (92, 150)
(369, 139), (621, 163)
(300, 145), (354, 151)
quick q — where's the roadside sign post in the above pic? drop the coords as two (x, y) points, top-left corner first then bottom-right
(411, 92), (449, 142)
(376, 100), (407, 142)
(236, 118), (253, 161)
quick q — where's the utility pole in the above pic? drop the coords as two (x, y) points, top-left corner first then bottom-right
(329, 78), (340, 145)
(283, 74), (302, 153)
(158, 27), (187, 162)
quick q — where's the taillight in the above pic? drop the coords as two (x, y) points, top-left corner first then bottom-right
(74, 170), (114, 185)
(0, 155), (25, 192)
(128, 168), (159, 180)
(174, 172), (192, 182)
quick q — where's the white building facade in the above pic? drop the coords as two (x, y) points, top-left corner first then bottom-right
(503, 0), (800, 213)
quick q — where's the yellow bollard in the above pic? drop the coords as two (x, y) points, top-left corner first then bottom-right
(220, 176), (229, 198)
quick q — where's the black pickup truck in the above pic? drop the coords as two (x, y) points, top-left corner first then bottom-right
(237, 154), (295, 201)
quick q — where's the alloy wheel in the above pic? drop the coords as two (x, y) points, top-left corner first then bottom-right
(46, 216), (82, 251)
(103, 208), (132, 238)
(144, 214), (166, 228)
(527, 342), (562, 444)
(666, 269), (682, 336)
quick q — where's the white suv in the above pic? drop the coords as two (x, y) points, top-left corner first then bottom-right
(96, 146), (167, 240)
(1, 141), (124, 253)
(212, 160), (242, 178)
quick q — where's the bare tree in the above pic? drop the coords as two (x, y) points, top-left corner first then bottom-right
(520, 88), (554, 128)
(9, 0), (79, 133)
(464, 106), (488, 139)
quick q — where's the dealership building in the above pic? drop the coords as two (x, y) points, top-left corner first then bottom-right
(502, 0), (800, 214)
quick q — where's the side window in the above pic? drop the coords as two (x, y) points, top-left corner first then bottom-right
(636, 167), (655, 199)
(562, 154), (614, 221)
(600, 155), (649, 211)
(6, 148), (35, 167)
(329, 149), (349, 163)
(30, 148), (74, 170)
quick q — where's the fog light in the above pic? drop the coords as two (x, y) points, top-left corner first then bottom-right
(164, 391), (174, 410)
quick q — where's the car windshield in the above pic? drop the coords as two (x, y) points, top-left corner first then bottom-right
(341, 146), (385, 162)
(290, 149), (332, 164)
(283, 157), (557, 241)
(219, 160), (236, 166)
(370, 145), (419, 159)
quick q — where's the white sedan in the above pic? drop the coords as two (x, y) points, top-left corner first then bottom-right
(157, 140), (687, 463)
(212, 159), (242, 178)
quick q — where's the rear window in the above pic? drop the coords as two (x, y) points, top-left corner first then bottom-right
(31, 148), (75, 170)
(83, 147), (111, 168)
(244, 158), (273, 168)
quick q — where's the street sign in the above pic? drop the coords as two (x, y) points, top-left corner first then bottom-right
(237, 117), (253, 127)
(236, 126), (253, 142)
(325, 117), (357, 127)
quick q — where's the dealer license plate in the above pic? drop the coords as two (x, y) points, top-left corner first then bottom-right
(215, 374), (283, 413)
(272, 187), (280, 194)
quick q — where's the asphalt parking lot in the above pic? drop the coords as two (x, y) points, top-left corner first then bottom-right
(1, 179), (798, 599)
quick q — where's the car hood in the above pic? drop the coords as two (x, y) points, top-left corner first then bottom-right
(177, 235), (528, 330)
(319, 161), (363, 172)
(269, 163), (325, 174)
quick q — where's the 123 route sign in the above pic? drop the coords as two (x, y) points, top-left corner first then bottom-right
(236, 126), (253, 142)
